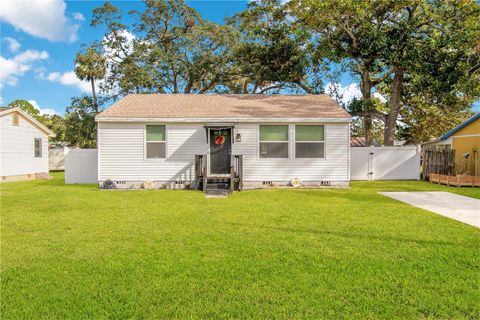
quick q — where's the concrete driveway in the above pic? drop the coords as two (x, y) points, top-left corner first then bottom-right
(380, 192), (480, 228)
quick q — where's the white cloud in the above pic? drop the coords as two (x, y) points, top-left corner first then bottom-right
(373, 91), (387, 103)
(326, 82), (387, 104)
(3, 37), (20, 53)
(28, 99), (58, 115)
(103, 30), (136, 60)
(73, 12), (85, 21)
(37, 70), (93, 93)
(0, 0), (80, 42)
(13, 49), (49, 63)
(0, 49), (49, 88)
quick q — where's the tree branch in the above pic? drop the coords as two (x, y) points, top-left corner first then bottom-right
(258, 84), (285, 94)
(294, 81), (314, 94)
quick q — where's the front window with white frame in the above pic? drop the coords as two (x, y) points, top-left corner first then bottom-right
(259, 125), (289, 158)
(295, 125), (325, 158)
(146, 125), (166, 158)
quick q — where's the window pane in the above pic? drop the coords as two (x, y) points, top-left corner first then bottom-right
(146, 142), (165, 158)
(34, 138), (42, 157)
(260, 125), (288, 141)
(296, 142), (324, 158)
(260, 142), (288, 158)
(296, 125), (324, 141)
(146, 125), (165, 141)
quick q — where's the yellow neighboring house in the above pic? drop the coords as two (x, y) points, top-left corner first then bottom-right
(425, 113), (479, 176)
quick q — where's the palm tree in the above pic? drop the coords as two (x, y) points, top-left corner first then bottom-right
(74, 47), (106, 113)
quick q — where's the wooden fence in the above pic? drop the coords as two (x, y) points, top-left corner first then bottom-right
(430, 173), (480, 187)
(421, 149), (455, 181)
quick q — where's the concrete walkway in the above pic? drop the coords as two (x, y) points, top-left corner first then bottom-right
(380, 191), (480, 228)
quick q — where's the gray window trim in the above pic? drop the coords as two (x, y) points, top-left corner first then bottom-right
(34, 138), (42, 158)
(145, 125), (166, 159)
(258, 125), (289, 159)
(294, 125), (326, 159)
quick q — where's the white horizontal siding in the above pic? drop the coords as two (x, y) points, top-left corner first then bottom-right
(98, 122), (350, 182)
(233, 123), (349, 181)
(0, 112), (49, 176)
(98, 122), (205, 181)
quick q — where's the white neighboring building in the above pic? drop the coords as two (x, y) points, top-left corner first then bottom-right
(95, 94), (352, 194)
(0, 107), (55, 182)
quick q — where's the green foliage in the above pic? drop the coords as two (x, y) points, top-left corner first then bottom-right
(228, 0), (316, 93)
(348, 98), (386, 144)
(74, 47), (106, 83)
(91, 0), (235, 96)
(291, 0), (480, 144)
(397, 102), (474, 144)
(75, 46), (106, 112)
(8, 99), (66, 145)
(8, 99), (40, 118)
(1, 173), (479, 318)
(63, 0), (479, 146)
(39, 114), (66, 145)
(64, 95), (102, 148)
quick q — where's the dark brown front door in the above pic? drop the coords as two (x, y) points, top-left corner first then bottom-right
(209, 128), (232, 175)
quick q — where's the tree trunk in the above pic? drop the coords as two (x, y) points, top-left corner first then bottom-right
(384, 67), (404, 146)
(360, 70), (373, 146)
(184, 79), (193, 93)
(91, 78), (98, 114)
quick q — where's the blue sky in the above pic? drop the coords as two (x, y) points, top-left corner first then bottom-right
(1, 0), (478, 114)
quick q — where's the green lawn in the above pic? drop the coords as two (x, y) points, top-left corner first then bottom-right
(1, 173), (479, 319)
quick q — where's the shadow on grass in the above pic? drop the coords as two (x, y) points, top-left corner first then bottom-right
(223, 221), (476, 248)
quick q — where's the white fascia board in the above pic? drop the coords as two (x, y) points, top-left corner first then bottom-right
(95, 117), (352, 123)
(0, 107), (55, 137)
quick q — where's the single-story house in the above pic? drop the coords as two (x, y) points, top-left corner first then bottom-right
(95, 94), (352, 194)
(423, 113), (479, 176)
(0, 107), (55, 182)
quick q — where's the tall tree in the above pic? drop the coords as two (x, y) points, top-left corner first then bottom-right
(290, 0), (391, 145)
(64, 95), (102, 148)
(228, 0), (318, 94)
(74, 47), (106, 112)
(90, 0), (235, 98)
(291, 0), (480, 145)
(39, 114), (66, 146)
(376, 0), (479, 144)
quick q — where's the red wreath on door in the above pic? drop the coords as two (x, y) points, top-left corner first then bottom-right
(215, 135), (225, 145)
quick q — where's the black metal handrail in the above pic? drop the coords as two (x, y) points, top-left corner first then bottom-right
(234, 155), (243, 191)
(194, 154), (206, 191)
(195, 154), (243, 192)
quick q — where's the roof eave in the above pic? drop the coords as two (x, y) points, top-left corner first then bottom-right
(95, 116), (352, 123)
(0, 107), (56, 137)
(439, 113), (480, 140)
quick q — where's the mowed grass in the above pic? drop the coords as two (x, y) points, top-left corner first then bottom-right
(1, 173), (479, 319)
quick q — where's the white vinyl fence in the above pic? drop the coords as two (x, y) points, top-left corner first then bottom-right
(64, 149), (98, 184)
(64, 146), (419, 184)
(351, 146), (420, 180)
(49, 147), (68, 170)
